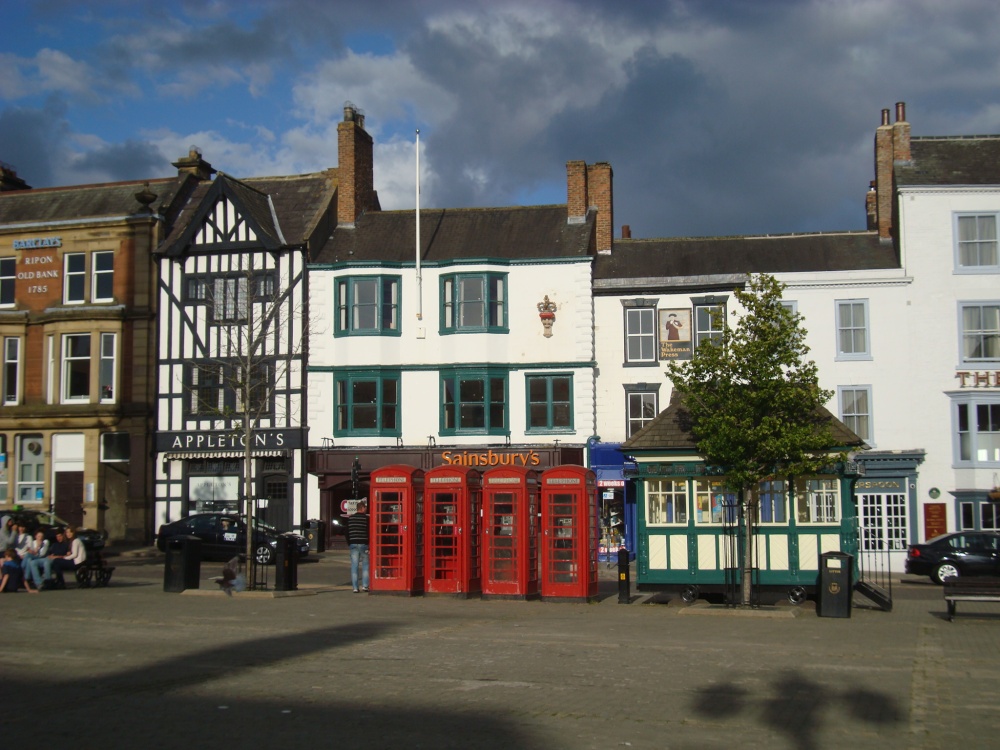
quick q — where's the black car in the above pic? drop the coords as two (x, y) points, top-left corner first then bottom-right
(4, 509), (106, 553)
(156, 513), (309, 565)
(905, 531), (1000, 584)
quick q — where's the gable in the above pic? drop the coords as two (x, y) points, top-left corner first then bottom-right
(157, 174), (285, 257)
(195, 196), (259, 246)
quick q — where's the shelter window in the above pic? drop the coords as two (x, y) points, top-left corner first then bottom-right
(646, 478), (687, 525)
(693, 479), (737, 524)
(795, 477), (840, 524)
(756, 479), (789, 524)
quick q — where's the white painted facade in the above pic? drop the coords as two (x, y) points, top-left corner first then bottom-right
(593, 183), (1000, 572)
(306, 253), (596, 513)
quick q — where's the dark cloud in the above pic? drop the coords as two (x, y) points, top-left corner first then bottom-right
(6, 0), (1000, 239)
(0, 100), (71, 187)
(72, 140), (171, 182)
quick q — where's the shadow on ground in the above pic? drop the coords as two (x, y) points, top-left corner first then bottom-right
(3, 620), (533, 748)
(692, 670), (903, 750)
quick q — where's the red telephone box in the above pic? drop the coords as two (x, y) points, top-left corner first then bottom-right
(424, 465), (482, 597)
(540, 465), (599, 601)
(481, 465), (539, 599)
(369, 465), (424, 595)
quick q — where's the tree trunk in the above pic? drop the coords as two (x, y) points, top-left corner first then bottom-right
(244, 412), (253, 576)
(741, 487), (755, 606)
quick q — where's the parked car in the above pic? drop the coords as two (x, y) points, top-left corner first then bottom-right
(156, 513), (309, 565)
(3, 509), (106, 552)
(905, 531), (1000, 584)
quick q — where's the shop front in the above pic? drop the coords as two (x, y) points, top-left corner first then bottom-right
(307, 443), (585, 543)
(586, 439), (637, 562)
(155, 428), (305, 532)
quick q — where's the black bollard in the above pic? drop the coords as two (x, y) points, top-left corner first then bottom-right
(617, 547), (631, 604)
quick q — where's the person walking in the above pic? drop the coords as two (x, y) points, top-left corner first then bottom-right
(346, 500), (370, 593)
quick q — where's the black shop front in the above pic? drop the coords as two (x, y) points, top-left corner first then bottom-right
(307, 444), (585, 542)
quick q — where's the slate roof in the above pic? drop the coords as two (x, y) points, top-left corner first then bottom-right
(312, 205), (596, 264)
(158, 170), (337, 255)
(896, 136), (1000, 186)
(594, 230), (895, 289)
(622, 391), (867, 454)
(0, 176), (188, 225)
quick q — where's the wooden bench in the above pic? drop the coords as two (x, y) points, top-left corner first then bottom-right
(56, 552), (115, 588)
(943, 576), (1000, 621)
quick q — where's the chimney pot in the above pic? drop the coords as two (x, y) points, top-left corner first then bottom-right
(622, 225), (631, 239)
(0, 161), (31, 191)
(881, 109), (891, 126)
(895, 101), (906, 122)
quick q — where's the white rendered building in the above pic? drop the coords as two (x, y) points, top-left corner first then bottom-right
(592, 103), (1000, 571)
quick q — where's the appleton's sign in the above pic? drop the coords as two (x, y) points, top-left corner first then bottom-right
(156, 429), (302, 453)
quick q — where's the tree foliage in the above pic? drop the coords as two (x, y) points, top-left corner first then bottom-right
(666, 274), (838, 495)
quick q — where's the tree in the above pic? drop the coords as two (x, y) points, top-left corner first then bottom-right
(186, 257), (308, 581)
(666, 273), (839, 605)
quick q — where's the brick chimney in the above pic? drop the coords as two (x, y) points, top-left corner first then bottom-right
(873, 108), (894, 240)
(892, 101), (911, 162)
(0, 161), (31, 192)
(566, 161), (588, 223)
(871, 102), (912, 241)
(172, 147), (216, 181)
(588, 162), (613, 254)
(337, 102), (378, 227)
(566, 160), (613, 254)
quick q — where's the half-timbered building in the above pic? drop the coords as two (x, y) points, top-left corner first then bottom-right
(152, 150), (337, 534)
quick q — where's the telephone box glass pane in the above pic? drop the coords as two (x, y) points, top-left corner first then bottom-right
(489, 492), (517, 582)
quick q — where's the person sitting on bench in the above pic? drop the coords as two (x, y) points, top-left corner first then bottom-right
(49, 527), (87, 587)
(39, 526), (87, 587)
(27, 528), (67, 590)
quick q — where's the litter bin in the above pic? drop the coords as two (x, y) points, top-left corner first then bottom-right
(274, 535), (298, 591)
(817, 551), (853, 618)
(304, 519), (326, 553)
(163, 535), (202, 592)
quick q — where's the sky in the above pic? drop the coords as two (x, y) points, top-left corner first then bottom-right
(2, 0), (1000, 239)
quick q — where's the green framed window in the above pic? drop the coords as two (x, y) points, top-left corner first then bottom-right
(441, 369), (507, 435)
(335, 276), (400, 336)
(440, 273), (507, 333)
(525, 373), (573, 432)
(335, 371), (400, 436)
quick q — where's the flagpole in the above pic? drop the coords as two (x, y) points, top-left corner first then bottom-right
(415, 129), (422, 321)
